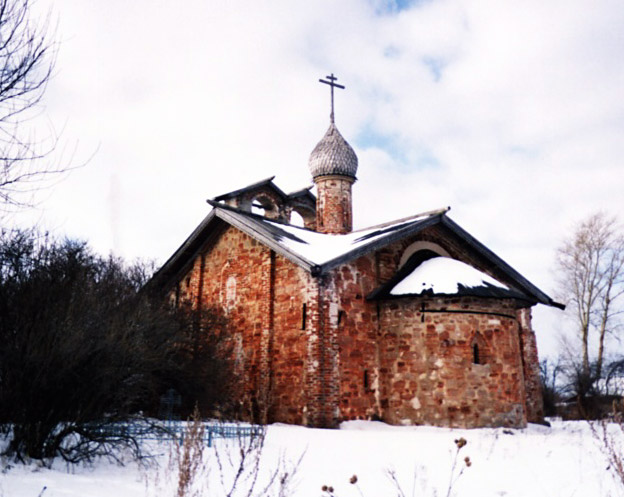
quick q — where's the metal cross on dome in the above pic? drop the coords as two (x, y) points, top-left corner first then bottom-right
(319, 73), (345, 123)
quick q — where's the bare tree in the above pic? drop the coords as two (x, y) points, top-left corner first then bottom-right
(0, 0), (60, 210)
(556, 212), (624, 381)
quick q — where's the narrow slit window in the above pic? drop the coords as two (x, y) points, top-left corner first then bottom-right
(301, 303), (307, 330)
(473, 344), (480, 365)
(363, 370), (369, 390)
(337, 310), (345, 326)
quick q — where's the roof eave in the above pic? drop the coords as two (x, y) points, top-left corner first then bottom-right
(147, 209), (221, 293)
(149, 204), (320, 292)
(369, 291), (538, 307)
(440, 216), (564, 309)
(212, 208), (317, 273)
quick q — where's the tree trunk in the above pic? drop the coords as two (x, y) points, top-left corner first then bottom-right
(581, 311), (591, 379)
(596, 301), (609, 380)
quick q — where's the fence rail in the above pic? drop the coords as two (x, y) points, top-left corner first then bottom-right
(88, 421), (263, 447)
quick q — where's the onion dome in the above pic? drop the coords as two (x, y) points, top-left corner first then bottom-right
(308, 122), (358, 179)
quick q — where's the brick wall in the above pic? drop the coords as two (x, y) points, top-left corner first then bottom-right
(172, 225), (325, 424)
(315, 175), (354, 234)
(169, 223), (543, 429)
(270, 252), (320, 425)
(324, 254), (381, 423)
(376, 297), (528, 428)
(320, 229), (543, 428)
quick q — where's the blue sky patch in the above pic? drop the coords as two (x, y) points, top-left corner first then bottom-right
(422, 56), (446, 82)
(356, 125), (406, 162)
(356, 123), (440, 171)
(384, 45), (401, 59)
(507, 145), (540, 159)
(372, 0), (428, 15)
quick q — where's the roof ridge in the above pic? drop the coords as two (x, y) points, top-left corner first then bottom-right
(352, 206), (451, 233)
(206, 199), (319, 231)
(212, 176), (284, 201)
(286, 185), (314, 197)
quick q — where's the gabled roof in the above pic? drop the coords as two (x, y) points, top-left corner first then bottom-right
(369, 255), (534, 303)
(437, 216), (563, 308)
(212, 176), (288, 202)
(286, 186), (316, 201)
(149, 202), (563, 309)
(212, 177), (317, 204)
(206, 201), (449, 275)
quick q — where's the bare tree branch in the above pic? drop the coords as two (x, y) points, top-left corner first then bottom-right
(556, 212), (624, 384)
(0, 0), (70, 211)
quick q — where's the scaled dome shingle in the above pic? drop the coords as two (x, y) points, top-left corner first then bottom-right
(309, 122), (358, 179)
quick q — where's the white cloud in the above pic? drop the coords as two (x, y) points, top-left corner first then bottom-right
(13, 0), (624, 358)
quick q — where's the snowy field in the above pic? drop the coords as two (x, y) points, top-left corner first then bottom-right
(1, 419), (621, 497)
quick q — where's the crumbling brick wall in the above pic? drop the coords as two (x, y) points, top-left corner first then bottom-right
(517, 307), (545, 423)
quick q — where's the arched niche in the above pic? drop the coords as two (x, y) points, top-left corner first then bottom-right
(399, 241), (451, 268)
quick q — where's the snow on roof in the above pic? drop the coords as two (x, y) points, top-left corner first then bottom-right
(151, 205), (447, 291)
(390, 257), (508, 296)
(264, 214), (433, 266)
(153, 202), (562, 308)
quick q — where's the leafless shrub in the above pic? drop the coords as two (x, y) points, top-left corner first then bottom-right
(0, 229), (235, 464)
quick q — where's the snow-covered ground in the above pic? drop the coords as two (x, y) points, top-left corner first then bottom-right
(1, 419), (621, 497)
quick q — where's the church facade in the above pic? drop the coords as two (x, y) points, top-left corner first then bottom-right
(151, 80), (562, 429)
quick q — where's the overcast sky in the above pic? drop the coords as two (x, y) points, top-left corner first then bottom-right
(12, 0), (624, 357)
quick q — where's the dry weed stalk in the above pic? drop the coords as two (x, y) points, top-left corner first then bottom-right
(174, 408), (208, 497)
(385, 437), (471, 497)
(214, 423), (304, 497)
(590, 404), (624, 488)
(386, 467), (424, 497)
(445, 438), (471, 497)
(214, 425), (264, 497)
(145, 406), (303, 497)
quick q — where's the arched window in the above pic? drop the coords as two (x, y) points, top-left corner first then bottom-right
(473, 344), (480, 365)
(290, 211), (305, 227)
(470, 333), (489, 365)
(251, 194), (279, 218)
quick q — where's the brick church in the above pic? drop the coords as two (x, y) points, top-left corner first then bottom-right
(151, 75), (563, 429)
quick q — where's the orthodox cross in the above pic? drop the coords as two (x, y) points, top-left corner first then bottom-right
(319, 73), (345, 123)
